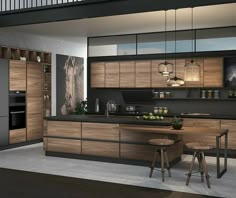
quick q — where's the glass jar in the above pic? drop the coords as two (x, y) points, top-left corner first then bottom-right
(158, 107), (163, 115)
(159, 92), (165, 98)
(153, 107), (158, 114)
(165, 92), (170, 98)
(163, 107), (168, 115)
(207, 90), (212, 99)
(214, 90), (219, 99)
(201, 90), (206, 99)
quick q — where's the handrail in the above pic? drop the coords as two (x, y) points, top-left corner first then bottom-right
(0, 0), (112, 14)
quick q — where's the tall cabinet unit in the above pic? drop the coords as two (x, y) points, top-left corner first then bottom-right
(0, 59), (9, 146)
(27, 62), (43, 141)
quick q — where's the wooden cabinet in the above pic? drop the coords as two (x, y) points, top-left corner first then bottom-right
(185, 58), (204, 87)
(105, 62), (119, 88)
(203, 58), (223, 87)
(27, 62), (43, 141)
(91, 62), (105, 88)
(151, 60), (168, 88)
(9, 60), (26, 91)
(82, 141), (119, 158)
(120, 61), (135, 88)
(82, 123), (119, 141)
(44, 137), (81, 154)
(221, 120), (236, 150)
(183, 118), (220, 146)
(9, 129), (26, 144)
(135, 60), (151, 88)
(47, 121), (81, 138)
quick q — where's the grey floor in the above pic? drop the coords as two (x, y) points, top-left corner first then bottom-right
(0, 143), (235, 198)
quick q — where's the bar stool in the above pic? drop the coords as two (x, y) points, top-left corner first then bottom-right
(185, 142), (214, 188)
(148, 139), (174, 182)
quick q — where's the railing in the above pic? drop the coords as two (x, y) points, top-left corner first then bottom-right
(0, 0), (106, 14)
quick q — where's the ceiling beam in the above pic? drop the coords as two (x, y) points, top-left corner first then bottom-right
(0, 0), (234, 27)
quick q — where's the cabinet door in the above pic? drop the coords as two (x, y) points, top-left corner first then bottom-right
(27, 114), (43, 140)
(27, 62), (42, 97)
(183, 118), (220, 146)
(9, 60), (26, 91)
(120, 61), (135, 88)
(151, 60), (169, 88)
(9, 128), (26, 144)
(0, 59), (9, 116)
(135, 60), (151, 88)
(203, 58), (223, 87)
(105, 62), (120, 88)
(27, 97), (43, 114)
(185, 58), (204, 87)
(221, 120), (236, 150)
(91, 62), (105, 88)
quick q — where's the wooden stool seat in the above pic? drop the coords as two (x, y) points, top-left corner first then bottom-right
(186, 142), (213, 188)
(186, 142), (214, 150)
(148, 139), (174, 182)
(149, 139), (174, 147)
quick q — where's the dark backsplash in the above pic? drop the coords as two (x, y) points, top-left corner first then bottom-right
(87, 88), (236, 116)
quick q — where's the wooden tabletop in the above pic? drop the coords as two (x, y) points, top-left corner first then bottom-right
(119, 125), (228, 136)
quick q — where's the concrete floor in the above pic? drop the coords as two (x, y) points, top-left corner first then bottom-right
(0, 143), (235, 198)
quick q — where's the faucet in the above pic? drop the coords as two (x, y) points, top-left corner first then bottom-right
(105, 100), (113, 118)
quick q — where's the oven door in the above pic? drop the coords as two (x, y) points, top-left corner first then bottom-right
(9, 110), (26, 130)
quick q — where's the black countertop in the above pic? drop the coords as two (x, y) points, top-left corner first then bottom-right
(45, 115), (172, 126)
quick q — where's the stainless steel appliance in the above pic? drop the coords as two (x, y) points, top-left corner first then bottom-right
(95, 98), (100, 113)
(9, 91), (26, 130)
(125, 105), (136, 112)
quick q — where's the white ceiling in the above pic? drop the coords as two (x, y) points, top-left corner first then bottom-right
(1, 3), (236, 41)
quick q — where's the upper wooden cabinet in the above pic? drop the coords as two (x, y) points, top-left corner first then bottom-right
(9, 60), (26, 91)
(120, 61), (135, 88)
(151, 60), (168, 88)
(135, 60), (151, 88)
(105, 62), (120, 88)
(203, 58), (223, 87)
(185, 58), (204, 87)
(27, 62), (43, 97)
(91, 62), (105, 88)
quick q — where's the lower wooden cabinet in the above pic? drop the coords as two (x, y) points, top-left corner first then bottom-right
(9, 128), (26, 144)
(27, 114), (43, 141)
(221, 120), (236, 150)
(44, 138), (81, 154)
(82, 141), (119, 158)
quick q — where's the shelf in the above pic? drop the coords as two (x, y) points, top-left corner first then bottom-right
(152, 98), (236, 100)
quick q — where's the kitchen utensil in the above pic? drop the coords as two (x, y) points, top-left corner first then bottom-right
(125, 105), (136, 112)
(107, 100), (119, 113)
(95, 98), (100, 113)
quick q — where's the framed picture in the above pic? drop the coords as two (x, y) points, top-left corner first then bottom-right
(224, 57), (236, 87)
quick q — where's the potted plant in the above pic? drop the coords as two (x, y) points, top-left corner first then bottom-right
(171, 116), (183, 130)
(75, 100), (87, 115)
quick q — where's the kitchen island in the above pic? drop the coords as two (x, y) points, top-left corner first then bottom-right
(44, 115), (183, 166)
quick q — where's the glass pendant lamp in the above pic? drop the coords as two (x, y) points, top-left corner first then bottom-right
(184, 7), (200, 81)
(167, 9), (185, 87)
(158, 11), (174, 77)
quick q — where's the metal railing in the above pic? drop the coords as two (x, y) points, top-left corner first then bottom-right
(0, 0), (103, 14)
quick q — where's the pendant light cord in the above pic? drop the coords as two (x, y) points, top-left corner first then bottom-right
(192, 7), (194, 59)
(174, 9), (177, 77)
(164, 10), (167, 62)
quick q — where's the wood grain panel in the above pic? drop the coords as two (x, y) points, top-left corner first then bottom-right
(120, 61), (135, 88)
(45, 137), (81, 154)
(9, 128), (26, 144)
(91, 62), (105, 88)
(135, 61), (151, 88)
(105, 62), (119, 88)
(9, 60), (26, 91)
(82, 122), (119, 141)
(27, 114), (43, 141)
(82, 141), (119, 158)
(27, 97), (43, 114)
(27, 62), (43, 97)
(47, 121), (81, 138)
(185, 58), (204, 87)
(151, 60), (169, 88)
(183, 118), (220, 146)
(203, 58), (223, 87)
(221, 120), (236, 150)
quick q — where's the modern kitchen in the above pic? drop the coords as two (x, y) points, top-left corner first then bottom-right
(0, 1), (236, 198)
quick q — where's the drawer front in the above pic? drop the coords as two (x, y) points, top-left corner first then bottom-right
(9, 128), (26, 144)
(82, 122), (119, 141)
(82, 141), (119, 158)
(27, 113), (43, 141)
(47, 121), (81, 138)
(45, 138), (81, 154)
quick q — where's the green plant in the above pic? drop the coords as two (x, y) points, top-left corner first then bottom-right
(171, 116), (183, 130)
(75, 99), (87, 115)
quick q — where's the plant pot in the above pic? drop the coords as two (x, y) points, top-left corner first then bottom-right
(172, 124), (183, 130)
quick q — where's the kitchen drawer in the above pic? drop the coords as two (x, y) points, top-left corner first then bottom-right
(9, 128), (26, 144)
(82, 122), (119, 141)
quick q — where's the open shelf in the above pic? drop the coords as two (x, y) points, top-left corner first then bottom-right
(152, 97), (236, 100)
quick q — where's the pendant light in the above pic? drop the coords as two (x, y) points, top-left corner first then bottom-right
(184, 7), (200, 81)
(158, 11), (174, 77)
(167, 9), (185, 87)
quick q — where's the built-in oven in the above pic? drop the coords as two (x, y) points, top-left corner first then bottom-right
(9, 91), (26, 130)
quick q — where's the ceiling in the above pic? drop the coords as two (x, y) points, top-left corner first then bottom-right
(1, 3), (235, 41)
